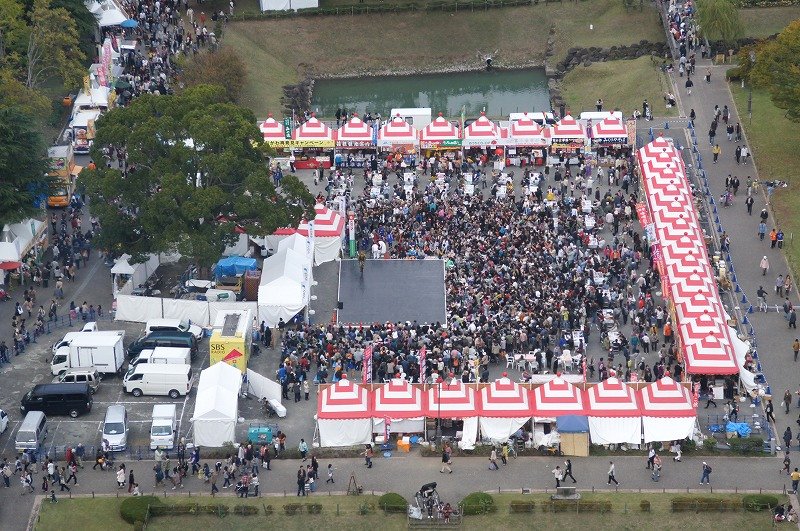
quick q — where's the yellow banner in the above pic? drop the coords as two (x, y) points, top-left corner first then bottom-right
(266, 139), (335, 148)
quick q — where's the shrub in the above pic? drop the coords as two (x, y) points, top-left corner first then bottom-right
(510, 500), (535, 513)
(306, 503), (323, 514)
(640, 500), (651, 512)
(540, 500), (611, 513)
(133, 521), (144, 531)
(461, 492), (497, 515)
(120, 496), (162, 524)
(263, 504), (274, 516)
(742, 494), (780, 512)
(728, 436), (765, 455)
(359, 502), (375, 515)
(284, 503), (303, 515)
(378, 493), (408, 514)
(198, 504), (229, 517)
(702, 438), (717, 451)
(233, 505), (260, 516)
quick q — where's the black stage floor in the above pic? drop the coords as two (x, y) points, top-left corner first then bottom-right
(337, 259), (446, 325)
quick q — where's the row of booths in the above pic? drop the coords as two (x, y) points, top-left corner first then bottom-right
(316, 375), (697, 456)
(260, 111), (635, 170)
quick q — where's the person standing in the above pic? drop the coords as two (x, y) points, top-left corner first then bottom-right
(440, 443), (452, 474)
(794, 339), (800, 363)
(210, 468), (219, 496)
(783, 452), (792, 475)
(296, 466), (307, 496)
(563, 459), (577, 483)
(489, 448), (499, 470)
(298, 439), (308, 461)
(712, 144), (721, 163)
(127, 469), (134, 493)
(760, 256), (770, 276)
(607, 461), (619, 485)
(786, 390), (794, 414)
(745, 195), (754, 215)
(326, 464), (334, 483)
(700, 462), (712, 484)
(758, 221), (767, 241)
(704, 383), (717, 408)
(363, 444), (373, 469)
(646, 447), (656, 469)
(766, 399), (776, 424)
(552, 465), (563, 488)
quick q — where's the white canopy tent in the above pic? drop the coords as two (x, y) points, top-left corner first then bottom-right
(0, 219), (45, 264)
(257, 248), (310, 326)
(190, 362), (242, 447)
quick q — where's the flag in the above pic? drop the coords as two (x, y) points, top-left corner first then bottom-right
(419, 346), (427, 381)
(692, 382), (700, 408)
(363, 344), (373, 384)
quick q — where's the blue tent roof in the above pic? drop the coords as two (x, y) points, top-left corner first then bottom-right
(214, 256), (257, 278)
(556, 415), (589, 433)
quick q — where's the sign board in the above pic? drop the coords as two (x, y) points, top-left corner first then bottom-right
(283, 118), (292, 139)
(420, 139), (462, 149)
(265, 139), (335, 148)
(335, 140), (374, 148)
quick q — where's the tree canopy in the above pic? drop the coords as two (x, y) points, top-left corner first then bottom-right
(178, 46), (247, 103)
(750, 19), (800, 122)
(84, 85), (314, 266)
(696, 0), (743, 45)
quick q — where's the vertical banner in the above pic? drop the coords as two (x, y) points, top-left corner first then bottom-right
(348, 211), (356, 258)
(283, 118), (292, 139)
(363, 344), (373, 384)
(419, 346), (427, 382)
(692, 382), (700, 408)
(307, 219), (315, 265)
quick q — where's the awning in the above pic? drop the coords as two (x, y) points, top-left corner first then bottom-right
(0, 261), (21, 270)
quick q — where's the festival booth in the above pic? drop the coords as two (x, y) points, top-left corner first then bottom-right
(507, 113), (548, 167)
(477, 376), (534, 443)
(425, 380), (479, 450)
(590, 115), (632, 159)
(377, 115), (419, 173)
(462, 112), (504, 167)
(296, 203), (345, 265)
(586, 378), (642, 446)
(190, 361), (242, 447)
(639, 376), (696, 443)
(0, 220), (47, 274)
(419, 113), (462, 157)
(276, 232), (312, 262)
(372, 378), (426, 436)
(256, 248), (309, 326)
(335, 114), (375, 168)
(291, 115), (334, 170)
(258, 227), (296, 255)
(316, 376), (373, 447)
(531, 377), (589, 456)
(260, 114), (288, 142)
(545, 114), (587, 164)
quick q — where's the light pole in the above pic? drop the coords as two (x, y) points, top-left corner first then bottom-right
(748, 50), (756, 125)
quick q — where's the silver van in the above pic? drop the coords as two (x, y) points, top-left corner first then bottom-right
(52, 367), (101, 394)
(103, 405), (128, 451)
(15, 411), (47, 452)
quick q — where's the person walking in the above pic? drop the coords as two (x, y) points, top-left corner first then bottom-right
(489, 448), (499, 470)
(745, 195), (754, 215)
(786, 390), (794, 414)
(66, 462), (78, 486)
(783, 452), (792, 475)
(760, 256), (770, 276)
(792, 468), (800, 494)
(210, 468), (219, 496)
(646, 447), (656, 469)
(766, 398), (776, 424)
(758, 221), (767, 241)
(712, 144), (721, 163)
(58, 467), (70, 492)
(794, 340), (800, 363)
(127, 469), (134, 493)
(298, 439), (308, 461)
(440, 443), (453, 474)
(564, 459), (577, 483)
(704, 383), (717, 408)
(785, 427), (794, 451)
(700, 462), (712, 484)
(296, 467), (307, 496)
(607, 461), (619, 485)
(552, 465), (563, 488)
(326, 464), (334, 483)
(363, 444), (373, 469)
(789, 309), (797, 329)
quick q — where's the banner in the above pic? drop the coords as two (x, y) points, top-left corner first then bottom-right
(363, 344), (373, 384)
(420, 139), (461, 149)
(283, 118), (292, 139)
(635, 202), (651, 226)
(419, 346), (426, 381)
(335, 140), (374, 148)
(265, 139), (334, 148)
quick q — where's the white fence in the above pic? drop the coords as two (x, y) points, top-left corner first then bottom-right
(115, 294), (258, 327)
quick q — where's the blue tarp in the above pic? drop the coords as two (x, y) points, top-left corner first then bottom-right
(556, 415), (589, 433)
(725, 421), (752, 437)
(214, 256), (257, 278)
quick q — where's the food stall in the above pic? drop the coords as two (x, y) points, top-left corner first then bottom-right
(291, 114), (334, 170)
(590, 115), (632, 160)
(260, 113), (295, 168)
(377, 115), (419, 170)
(334, 114), (375, 169)
(462, 112), (505, 168)
(545, 114), (587, 164)
(508, 112), (549, 167)
(419, 113), (462, 175)
(71, 109), (102, 154)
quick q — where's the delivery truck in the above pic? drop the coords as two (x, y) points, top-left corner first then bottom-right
(50, 332), (126, 376)
(150, 404), (178, 450)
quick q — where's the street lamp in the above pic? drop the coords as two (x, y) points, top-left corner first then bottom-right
(748, 50), (756, 125)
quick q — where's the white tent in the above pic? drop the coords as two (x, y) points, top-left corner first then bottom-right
(0, 219), (45, 263)
(259, 0), (318, 11)
(277, 233), (313, 265)
(191, 362), (242, 447)
(257, 248), (310, 326)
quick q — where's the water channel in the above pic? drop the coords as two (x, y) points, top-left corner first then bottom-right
(311, 68), (550, 119)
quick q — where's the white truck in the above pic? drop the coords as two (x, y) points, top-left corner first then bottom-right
(129, 347), (192, 368)
(51, 324), (122, 354)
(51, 332), (126, 376)
(150, 404), (177, 450)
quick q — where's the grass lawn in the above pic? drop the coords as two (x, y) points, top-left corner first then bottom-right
(739, 6), (800, 38)
(224, 0), (663, 114)
(730, 83), (800, 273)
(561, 56), (678, 117)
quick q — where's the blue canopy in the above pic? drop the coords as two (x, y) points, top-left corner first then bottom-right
(556, 415), (589, 433)
(214, 256), (257, 278)
(120, 19), (139, 28)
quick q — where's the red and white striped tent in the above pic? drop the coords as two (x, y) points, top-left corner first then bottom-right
(419, 113), (461, 147)
(372, 378), (425, 434)
(377, 115), (418, 148)
(586, 378), (642, 445)
(296, 203), (345, 265)
(546, 114), (587, 144)
(317, 375), (373, 447)
(425, 380), (479, 449)
(336, 114), (374, 148)
(591, 116), (629, 145)
(463, 112), (501, 147)
(478, 376), (533, 442)
(508, 113), (548, 147)
(638, 376), (696, 443)
(259, 113), (286, 142)
(293, 114), (334, 143)
(531, 376), (586, 417)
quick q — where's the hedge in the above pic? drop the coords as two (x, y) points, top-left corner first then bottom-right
(509, 500), (535, 513)
(671, 497), (740, 512)
(148, 504), (230, 518)
(742, 494), (780, 512)
(306, 503), (323, 514)
(378, 493), (408, 514)
(120, 496), (162, 524)
(284, 503), (304, 515)
(461, 492), (497, 515)
(727, 436), (766, 455)
(640, 500), (651, 512)
(540, 500), (612, 513)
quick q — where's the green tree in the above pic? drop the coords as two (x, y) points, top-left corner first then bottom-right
(750, 19), (800, 121)
(0, 0), (24, 64)
(49, 0), (97, 60)
(696, 0), (743, 45)
(25, 0), (85, 90)
(178, 46), (247, 103)
(0, 107), (51, 225)
(84, 85), (314, 266)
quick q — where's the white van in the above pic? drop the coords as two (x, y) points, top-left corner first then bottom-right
(15, 411), (47, 452)
(144, 319), (203, 340)
(150, 404), (177, 450)
(130, 347), (192, 368)
(123, 364), (193, 399)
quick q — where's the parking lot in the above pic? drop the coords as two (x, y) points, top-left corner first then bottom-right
(0, 318), (318, 461)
